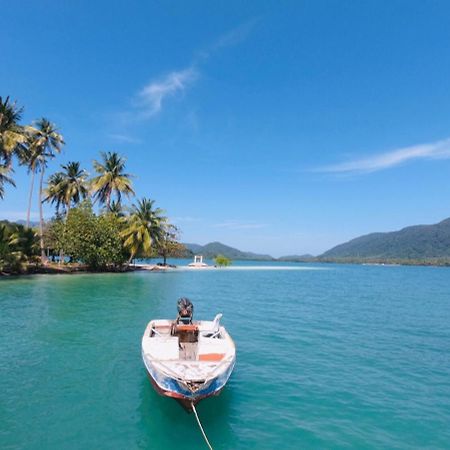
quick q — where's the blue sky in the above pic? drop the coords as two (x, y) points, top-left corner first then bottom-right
(2, 1), (450, 256)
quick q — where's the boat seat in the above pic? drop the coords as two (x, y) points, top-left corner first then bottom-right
(202, 314), (223, 338)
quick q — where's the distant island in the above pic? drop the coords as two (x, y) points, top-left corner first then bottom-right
(184, 217), (450, 266)
(318, 217), (450, 266)
(183, 242), (274, 261)
(3, 216), (450, 273)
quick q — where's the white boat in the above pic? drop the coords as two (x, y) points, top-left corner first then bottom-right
(142, 300), (236, 410)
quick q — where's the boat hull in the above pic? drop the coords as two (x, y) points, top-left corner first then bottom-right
(143, 352), (235, 410)
(145, 371), (226, 410)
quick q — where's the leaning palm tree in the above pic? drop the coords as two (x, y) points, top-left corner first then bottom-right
(0, 96), (25, 164)
(120, 198), (166, 265)
(27, 119), (65, 262)
(0, 97), (27, 198)
(91, 151), (134, 208)
(58, 161), (88, 214)
(0, 164), (15, 199)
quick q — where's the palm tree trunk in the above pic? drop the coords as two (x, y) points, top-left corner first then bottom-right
(26, 171), (35, 228)
(39, 167), (47, 264)
(58, 204), (70, 266)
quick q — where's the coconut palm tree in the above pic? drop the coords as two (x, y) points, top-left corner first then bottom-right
(91, 151), (134, 208)
(0, 164), (15, 199)
(0, 222), (39, 273)
(105, 199), (125, 217)
(43, 172), (65, 216)
(58, 161), (88, 214)
(0, 96), (25, 164)
(21, 140), (43, 227)
(0, 96), (27, 198)
(120, 198), (166, 264)
(27, 118), (65, 262)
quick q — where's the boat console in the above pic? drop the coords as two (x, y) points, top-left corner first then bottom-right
(172, 324), (199, 361)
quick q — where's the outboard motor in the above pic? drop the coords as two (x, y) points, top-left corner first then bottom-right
(175, 298), (197, 360)
(177, 297), (194, 324)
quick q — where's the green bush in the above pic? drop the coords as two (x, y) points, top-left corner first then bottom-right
(214, 254), (232, 267)
(48, 202), (128, 270)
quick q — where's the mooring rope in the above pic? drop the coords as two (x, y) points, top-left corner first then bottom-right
(191, 402), (213, 450)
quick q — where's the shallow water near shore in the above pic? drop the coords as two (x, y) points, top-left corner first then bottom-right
(1, 261), (450, 449)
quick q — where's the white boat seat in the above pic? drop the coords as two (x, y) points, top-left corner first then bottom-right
(202, 313), (223, 338)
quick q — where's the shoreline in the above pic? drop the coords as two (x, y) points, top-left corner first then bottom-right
(0, 263), (159, 278)
(1, 258), (449, 279)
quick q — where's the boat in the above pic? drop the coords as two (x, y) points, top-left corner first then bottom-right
(142, 298), (236, 410)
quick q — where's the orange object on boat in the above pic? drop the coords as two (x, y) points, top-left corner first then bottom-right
(177, 324), (199, 332)
(198, 353), (225, 361)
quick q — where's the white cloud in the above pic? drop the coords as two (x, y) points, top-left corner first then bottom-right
(128, 19), (258, 120)
(210, 18), (260, 53)
(137, 67), (198, 117)
(213, 220), (268, 230)
(316, 138), (450, 174)
(107, 133), (142, 144)
(172, 216), (202, 223)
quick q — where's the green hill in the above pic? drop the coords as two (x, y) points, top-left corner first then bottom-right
(184, 241), (274, 261)
(321, 218), (450, 260)
(277, 254), (315, 262)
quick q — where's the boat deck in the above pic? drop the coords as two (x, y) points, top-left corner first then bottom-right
(142, 319), (235, 381)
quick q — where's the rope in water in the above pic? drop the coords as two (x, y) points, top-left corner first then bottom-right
(191, 402), (213, 450)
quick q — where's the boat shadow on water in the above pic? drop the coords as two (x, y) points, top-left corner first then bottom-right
(137, 371), (238, 449)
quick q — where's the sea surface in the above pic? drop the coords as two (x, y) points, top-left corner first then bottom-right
(1, 261), (450, 449)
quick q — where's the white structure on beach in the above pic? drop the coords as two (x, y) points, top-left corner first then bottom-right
(188, 255), (209, 268)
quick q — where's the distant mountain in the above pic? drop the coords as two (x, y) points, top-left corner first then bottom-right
(7, 219), (39, 228)
(183, 243), (203, 254)
(277, 254), (315, 262)
(321, 218), (450, 260)
(183, 241), (274, 261)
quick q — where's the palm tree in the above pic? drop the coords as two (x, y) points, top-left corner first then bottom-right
(0, 164), (16, 199)
(27, 118), (65, 262)
(105, 199), (125, 217)
(120, 198), (166, 265)
(0, 222), (39, 273)
(58, 161), (88, 214)
(43, 172), (66, 216)
(0, 96), (26, 198)
(21, 140), (43, 227)
(91, 151), (134, 208)
(0, 96), (25, 163)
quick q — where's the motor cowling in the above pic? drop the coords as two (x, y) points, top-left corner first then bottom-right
(177, 297), (194, 324)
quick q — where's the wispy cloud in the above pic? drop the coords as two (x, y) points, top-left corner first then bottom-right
(130, 19), (259, 120)
(172, 216), (202, 224)
(213, 220), (268, 230)
(136, 67), (198, 118)
(198, 17), (261, 60)
(316, 138), (450, 174)
(107, 133), (142, 144)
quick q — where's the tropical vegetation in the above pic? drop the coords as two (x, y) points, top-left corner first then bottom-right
(0, 95), (184, 274)
(214, 254), (232, 267)
(121, 198), (166, 264)
(0, 221), (39, 274)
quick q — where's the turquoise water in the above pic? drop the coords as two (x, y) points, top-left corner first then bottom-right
(1, 262), (450, 449)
